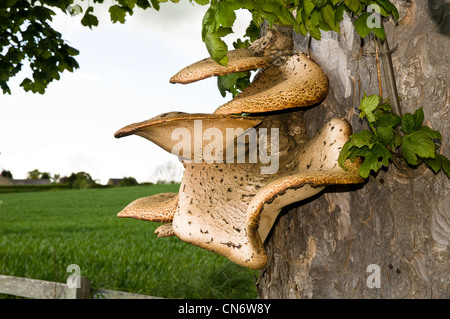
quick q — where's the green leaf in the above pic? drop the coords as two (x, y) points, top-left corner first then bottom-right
(305, 17), (321, 40)
(344, 0), (361, 13)
(441, 154), (450, 176)
(377, 112), (401, 129)
(354, 12), (371, 38)
(81, 7), (99, 29)
(216, 2), (236, 28)
(33, 6), (55, 22)
(321, 4), (340, 33)
(245, 21), (260, 42)
(193, 0), (210, 5)
(358, 152), (378, 178)
(418, 126), (442, 141)
(204, 28), (232, 65)
(371, 25), (386, 41)
(424, 155), (442, 174)
(149, 0), (161, 10)
(303, 0), (315, 17)
(349, 130), (377, 149)
(357, 143), (392, 178)
(359, 93), (381, 123)
(109, 5), (128, 23)
(402, 131), (437, 165)
(401, 108), (424, 134)
(376, 126), (395, 145)
(424, 154), (450, 177)
(217, 71), (251, 97)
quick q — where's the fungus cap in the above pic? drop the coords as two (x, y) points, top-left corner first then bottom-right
(214, 53), (329, 115)
(167, 118), (363, 269)
(117, 192), (178, 222)
(115, 112), (262, 162)
(169, 48), (271, 84)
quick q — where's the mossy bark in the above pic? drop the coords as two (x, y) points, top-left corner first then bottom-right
(257, 0), (449, 298)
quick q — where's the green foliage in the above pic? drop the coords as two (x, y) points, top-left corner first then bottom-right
(65, 171), (95, 189)
(26, 169), (51, 180)
(1, 170), (13, 179)
(338, 94), (450, 179)
(216, 24), (259, 97)
(196, 0), (399, 68)
(0, 0), (399, 94)
(0, 0), (171, 94)
(118, 176), (139, 186)
(0, 185), (258, 298)
(0, 184), (71, 193)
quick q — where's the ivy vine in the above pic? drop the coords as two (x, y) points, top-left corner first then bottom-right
(338, 95), (450, 178)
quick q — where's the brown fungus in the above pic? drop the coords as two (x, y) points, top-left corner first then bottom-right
(115, 113), (363, 269)
(169, 27), (293, 85)
(114, 112), (262, 163)
(214, 53), (329, 114)
(114, 29), (363, 269)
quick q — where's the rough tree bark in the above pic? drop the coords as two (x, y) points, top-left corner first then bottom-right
(257, 0), (449, 298)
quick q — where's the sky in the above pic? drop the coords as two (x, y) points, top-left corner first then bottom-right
(0, 1), (252, 184)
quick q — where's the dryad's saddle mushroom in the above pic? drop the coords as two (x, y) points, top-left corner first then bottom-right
(115, 28), (364, 270)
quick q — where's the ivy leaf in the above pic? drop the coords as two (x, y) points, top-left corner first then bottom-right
(402, 131), (437, 165)
(350, 130), (377, 149)
(424, 154), (450, 175)
(357, 143), (392, 178)
(377, 112), (401, 128)
(338, 130), (377, 169)
(359, 93), (381, 123)
(217, 71), (251, 97)
(401, 108), (425, 134)
(417, 126), (442, 141)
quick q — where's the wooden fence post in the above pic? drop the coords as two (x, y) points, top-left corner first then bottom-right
(66, 276), (91, 299)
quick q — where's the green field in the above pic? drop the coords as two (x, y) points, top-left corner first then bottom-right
(0, 185), (258, 299)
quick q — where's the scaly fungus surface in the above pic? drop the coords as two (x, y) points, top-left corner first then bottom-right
(115, 27), (364, 269)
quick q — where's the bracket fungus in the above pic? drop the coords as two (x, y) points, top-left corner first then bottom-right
(170, 27), (293, 85)
(115, 28), (364, 270)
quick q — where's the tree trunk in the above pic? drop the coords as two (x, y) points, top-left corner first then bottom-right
(257, 0), (449, 299)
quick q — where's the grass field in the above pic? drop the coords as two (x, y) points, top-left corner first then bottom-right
(0, 185), (258, 299)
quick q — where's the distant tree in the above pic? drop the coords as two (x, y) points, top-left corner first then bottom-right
(27, 169), (52, 179)
(66, 171), (94, 189)
(118, 177), (139, 187)
(27, 169), (41, 179)
(40, 172), (51, 179)
(1, 170), (13, 179)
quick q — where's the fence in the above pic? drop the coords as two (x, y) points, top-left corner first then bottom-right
(0, 274), (162, 299)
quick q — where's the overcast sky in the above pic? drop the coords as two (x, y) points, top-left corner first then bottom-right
(0, 1), (252, 184)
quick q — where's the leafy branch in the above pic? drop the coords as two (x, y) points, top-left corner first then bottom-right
(338, 94), (450, 179)
(198, 0), (399, 66)
(195, 0), (399, 96)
